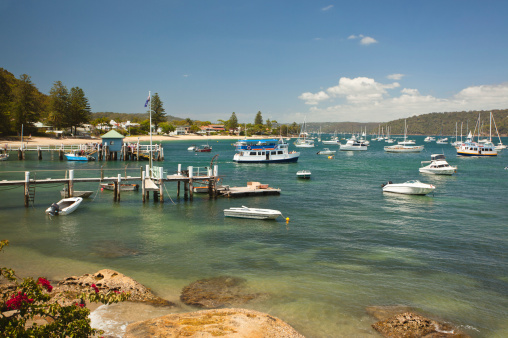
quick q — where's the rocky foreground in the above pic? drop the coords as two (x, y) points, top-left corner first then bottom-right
(1, 269), (471, 337)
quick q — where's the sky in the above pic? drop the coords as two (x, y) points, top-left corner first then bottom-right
(1, 0), (508, 123)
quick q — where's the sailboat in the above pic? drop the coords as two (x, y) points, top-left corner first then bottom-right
(294, 117), (315, 148)
(491, 113), (507, 150)
(384, 120), (424, 153)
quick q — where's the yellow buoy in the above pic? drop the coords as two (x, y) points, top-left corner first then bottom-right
(286, 217), (290, 224)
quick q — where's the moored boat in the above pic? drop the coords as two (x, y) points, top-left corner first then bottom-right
(382, 180), (435, 195)
(340, 137), (368, 151)
(0, 153), (8, 161)
(224, 206), (282, 220)
(296, 170), (311, 179)
(419, 154), (457, 175)
(233, 138), (299, 163)
(64, 152), (95, 161)
(60, 189), (94, 198)
(45, 197), (83, 216)
(194, 145), (212, 152)
(316, 148), (336, 155)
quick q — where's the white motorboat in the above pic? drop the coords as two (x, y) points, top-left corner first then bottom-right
(424, 136), (435, 142)
(340, 136), (368, 151)
(382, 180), (435, 195)
(224, 206), (282, 220)
(436, 137), (448, 144)
(187, 145), (196, 151)
(45, 197), (83, 216)
(296, 170), (311, 179)
(316, 148), (336, 155)
(419, 154), (457, 175)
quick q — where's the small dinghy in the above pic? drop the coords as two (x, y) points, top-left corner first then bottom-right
(296, 170), (311, 179)
(45, 197), (83, 216)
(100, 183), (139, 191)
(224, 206), (282, 220)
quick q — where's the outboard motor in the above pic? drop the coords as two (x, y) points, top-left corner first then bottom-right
(381, 181), (393, 188)
(48, 203), (60, 216)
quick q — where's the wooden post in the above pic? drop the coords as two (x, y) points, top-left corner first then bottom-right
(177, 164), (181, 197)
(208, 167), (213, 197)
(116, 174), (121, 201)
(101, 166), (104, 180)
(24, 171), (29, 207)
(37, 147), (42, 160)
(136, 141), (140, 161)
(69, 170), (74, 197)
(113, 181), (118, 201)
(18, 149), (23, 160)
(160, 145), (164, 160)
(158, 167), (164, 203)
(59, 149), (64, 160)
(188, 166), (194, 201)
(141, 171), (146, 203)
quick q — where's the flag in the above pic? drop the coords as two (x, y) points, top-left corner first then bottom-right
(144, 93), (151, 107)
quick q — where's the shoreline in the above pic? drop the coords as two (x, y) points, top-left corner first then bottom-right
(0, 135), (254, 147)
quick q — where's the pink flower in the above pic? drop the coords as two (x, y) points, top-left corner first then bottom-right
(37, 277), (53, 292)
(6, 292), (34, 310)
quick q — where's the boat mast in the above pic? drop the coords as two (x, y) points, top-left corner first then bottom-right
(149, 90), (152, 171)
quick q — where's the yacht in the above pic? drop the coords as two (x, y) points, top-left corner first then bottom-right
(385, 120), (423, 153)
(294, 118), (315, 148)
(340, 135), (368, 151)
(419, 154), (457, 175)
(382, 180), (435, 195)
(436, 137), (448, 144)
(424, 136), (436, 142)
(233, 138), (300, 163)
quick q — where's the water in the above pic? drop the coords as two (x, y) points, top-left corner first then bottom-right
(1, 137), (507, 337)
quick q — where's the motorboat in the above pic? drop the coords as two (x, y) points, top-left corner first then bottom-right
(424, 136), (435, 142)
(64, 152), (95, 161)
(194, 145), (212, 152)
(436, 137), (448, 144)
(187, 145), (196, 151)
(419, 154), (457, 175)
(45, 197), (83, 216)
(316, 148), (336, 155)
(382, 180), (435, 195)
(340, 136), (368, 151)
(100, 183), (139, 191)
(233, 138), (299, 163)
(224, 206), (282, 220)
(296, 170), (311, 179)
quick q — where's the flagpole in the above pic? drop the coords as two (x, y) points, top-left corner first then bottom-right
(149, 91), (152, 172)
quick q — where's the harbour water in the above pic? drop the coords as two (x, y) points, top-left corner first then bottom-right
(1, 136), (507, 337)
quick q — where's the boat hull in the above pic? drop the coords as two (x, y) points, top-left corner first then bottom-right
(224, 207), (282, 220)
(419, 168), (456, 175)
(382, 182), (435, 195)
(64, 154), (95, 161)
(384, 145), (424, 153)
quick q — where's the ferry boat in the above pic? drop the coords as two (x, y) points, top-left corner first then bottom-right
(233, 138), (300, 163)
(456, 132), (497, 157)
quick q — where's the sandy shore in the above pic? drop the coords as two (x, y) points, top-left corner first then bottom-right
(0, 134), (258, 148)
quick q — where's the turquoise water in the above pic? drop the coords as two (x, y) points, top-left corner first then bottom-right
(1, 137), (507, 337)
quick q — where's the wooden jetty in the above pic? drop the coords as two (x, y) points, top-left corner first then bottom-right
(0, 164), (220, 207)
(1, 142), (164, 162)
(218, 181), (281, 198)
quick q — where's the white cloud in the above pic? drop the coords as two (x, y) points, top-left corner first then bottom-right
(387, 73), (404, 80)
(322, 5), (334, 11)
(296, 78), (508, 122)
(348, 34), (378, 45)
(360, 36), (378, 45)
(298, 91), (330, 105)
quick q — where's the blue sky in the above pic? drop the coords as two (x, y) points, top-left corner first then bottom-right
(2, 0), (508, 123)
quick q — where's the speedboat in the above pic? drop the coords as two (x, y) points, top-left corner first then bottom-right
(436, 137), (448, 144)
(419, 154), (457, 175)
(64, 152), (95, 161)
(194, 145), (212, 152)
(424, 136), (435, 142)
(45, 197), (83, 216)
(381, 180), (435, 195)
(187, 145), (196, 151)
(224, 206), (282, 220)
(296, 170), (311, 179)
(316, 148), (336, 155)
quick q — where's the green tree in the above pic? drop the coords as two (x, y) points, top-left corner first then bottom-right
(229, 112), (238, 132)
(159, 122), (175, 134)
(11, 74), (41, 135)
(149, 93), (166, 134)
(48, 81), (69, 130)
(185, 118), (193, 126)
(68, 87), (91, 135)
(254, 111), (263, 125)
(0, 70), (13, 135)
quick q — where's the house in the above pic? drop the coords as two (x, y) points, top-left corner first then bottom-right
(198, 124), (225, 135)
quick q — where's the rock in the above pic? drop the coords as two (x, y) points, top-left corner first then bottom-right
(55, 269), (175, 307)
(124, 308), (305, 338)
(180, 276), (262, 308)
(366, 305), (414, 321)
(372, 312), (470, 337)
